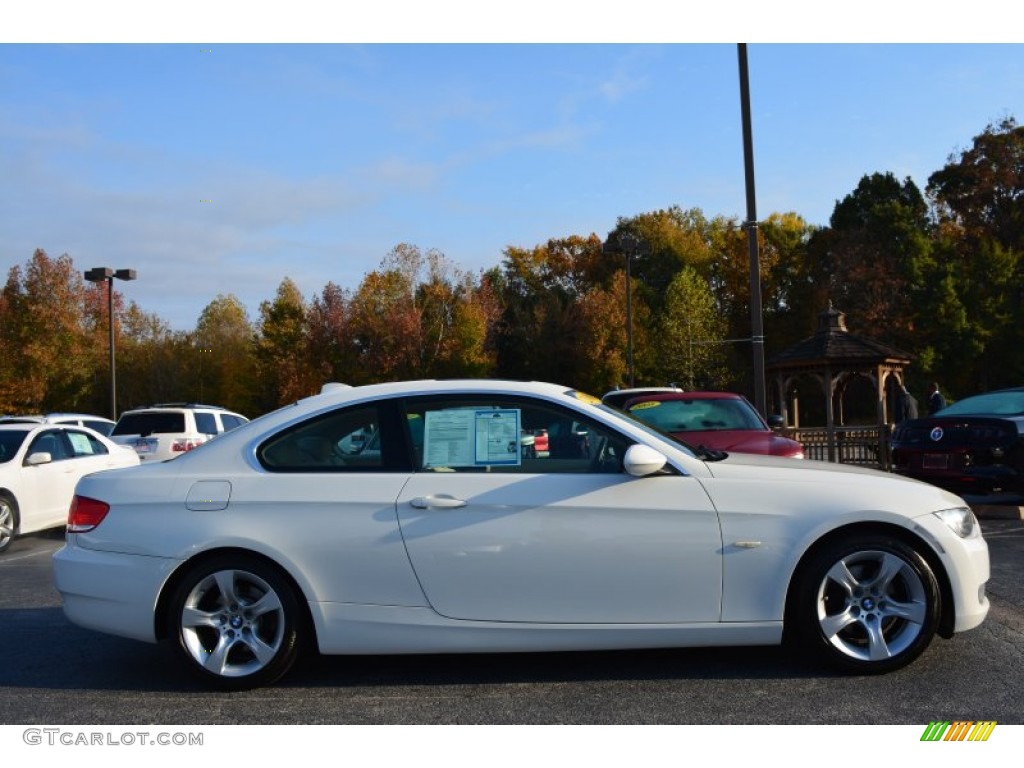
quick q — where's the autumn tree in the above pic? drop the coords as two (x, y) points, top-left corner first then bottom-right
(0, 250), (94, 412)
(116, 304), (194, 409)
(494, 235), (621, 388)
(255, 278), (317, 409)
(348, 260), (423, 383)
(306, 281), (356, 384)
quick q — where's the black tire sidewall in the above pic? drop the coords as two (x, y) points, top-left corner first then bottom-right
(0, 494), (18, 553)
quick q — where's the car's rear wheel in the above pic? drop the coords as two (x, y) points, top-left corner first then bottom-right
(0, 494), (18, 553)
(790, 533), (940, 673)
(168, 555), (303, 689)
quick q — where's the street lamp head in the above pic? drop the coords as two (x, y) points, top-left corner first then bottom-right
(602, 231), (650, 257)
(114, 269), (137, 281)
(84, 267), (114, 282)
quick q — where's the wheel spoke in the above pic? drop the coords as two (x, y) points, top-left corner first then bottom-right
(213, 570), (241, 606)
(863, 619), (893, 660)
(826, 560), (860, 594)
(248, 590), (283, 619)
(181, 606), (220, 629)
(247, 633), (282, 665)
(202, 634), (237, 674)
(819, 606), (859, 639)
(882, 597), (927, 625)
(872, 553), (907, 593)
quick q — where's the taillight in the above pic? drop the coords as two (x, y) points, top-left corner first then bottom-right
(68, 495), (110, 532)
(171, 438), (203, 452)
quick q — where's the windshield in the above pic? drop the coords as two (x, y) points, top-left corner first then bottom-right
(0, 430), (28, 464)
(939, 391), (1024, 417)
(627, 397), (765, 432)
(594, 403), (700, 457)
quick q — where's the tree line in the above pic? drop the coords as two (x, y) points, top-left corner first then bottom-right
(1, 118), (1021, 419)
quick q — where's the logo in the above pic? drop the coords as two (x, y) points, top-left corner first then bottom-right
(920, 721), (997, 741)
(930, 426), (945, 442)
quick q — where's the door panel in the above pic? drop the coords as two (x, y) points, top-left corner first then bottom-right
(397, 471), (722, 623)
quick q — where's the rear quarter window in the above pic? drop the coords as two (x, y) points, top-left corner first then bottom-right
(194, 413), (219, 435)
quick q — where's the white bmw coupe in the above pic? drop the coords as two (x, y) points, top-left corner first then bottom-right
(53, 380), (990, 689)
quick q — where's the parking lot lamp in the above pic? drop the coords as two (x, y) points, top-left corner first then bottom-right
(602, 232), (650, 388)
(84, 267), (137, 419)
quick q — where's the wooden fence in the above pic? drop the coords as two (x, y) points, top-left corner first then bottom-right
(788, 425), (892, 470)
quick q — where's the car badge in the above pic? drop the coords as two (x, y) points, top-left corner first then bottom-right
(929, 426), (944, 442)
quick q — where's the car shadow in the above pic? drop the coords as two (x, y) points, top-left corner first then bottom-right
(0, 603), (841, 693)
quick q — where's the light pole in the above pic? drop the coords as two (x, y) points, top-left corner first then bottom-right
(84, 267), (137, 419)
(738, 43), (767, 417)
(602, 232), (649, 388)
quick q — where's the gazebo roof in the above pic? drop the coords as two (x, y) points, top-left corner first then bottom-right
(767, 304), (913, 369)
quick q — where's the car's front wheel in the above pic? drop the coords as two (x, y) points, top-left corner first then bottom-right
(0, 494), (18, 554)
(790, 533), (941, 674)
(168, 555), (303, 689)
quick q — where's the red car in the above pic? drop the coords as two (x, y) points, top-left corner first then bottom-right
(622, 391), (805, 458)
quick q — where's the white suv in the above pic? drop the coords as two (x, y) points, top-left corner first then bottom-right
(110, 404), (249, 462)
(0, 413), (117, 436)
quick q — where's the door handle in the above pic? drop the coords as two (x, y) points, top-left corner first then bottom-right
(409, 495), (467, 509)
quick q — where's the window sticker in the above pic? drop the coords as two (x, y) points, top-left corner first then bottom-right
(630, 401), (662, 411)
(566, 390), (601, 405)
(67, 432), (96, 455)
(423, 408), (521, 468)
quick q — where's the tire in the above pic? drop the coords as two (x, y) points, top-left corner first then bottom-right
(789, 533), (940, 674)
(0, 494), (18, 554)
(168, 555), (303, 690)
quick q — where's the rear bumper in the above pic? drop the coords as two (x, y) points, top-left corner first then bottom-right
(52, 539), (180, 643)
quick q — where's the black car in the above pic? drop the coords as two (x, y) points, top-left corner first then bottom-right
(891, 387), (1024, 495)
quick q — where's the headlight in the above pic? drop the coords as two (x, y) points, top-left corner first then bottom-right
(933, 506), (980, 539)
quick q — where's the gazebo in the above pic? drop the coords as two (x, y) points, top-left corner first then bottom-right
(766, 304), (913, 465)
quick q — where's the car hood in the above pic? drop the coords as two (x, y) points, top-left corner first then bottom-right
(699, 450), (968, 517)
(668, 428), (802, 456)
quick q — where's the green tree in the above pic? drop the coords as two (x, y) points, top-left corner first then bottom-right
(925, 117), (1024, 392)
(193, 295), (257, 414)
(655, 267), (729, 389)
(818, 173), (933, 353)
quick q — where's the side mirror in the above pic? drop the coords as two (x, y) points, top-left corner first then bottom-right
(25, 451), (53, 466)
(623, 444), (668, 477)
(767, 415), (785, 429)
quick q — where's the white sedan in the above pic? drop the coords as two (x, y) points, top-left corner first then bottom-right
(0, 423), (140, 553)
(53, 380), (990, 689)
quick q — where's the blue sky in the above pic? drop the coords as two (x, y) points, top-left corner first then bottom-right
(3, 6), (1022, 330)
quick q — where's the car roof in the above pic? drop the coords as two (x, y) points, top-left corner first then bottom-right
(0, 413), (114, 423)
(0, 423), (38, 433)
(312, 379), (582, 401)
(123, 403), (228, 411)
(624, 391), (746, 404)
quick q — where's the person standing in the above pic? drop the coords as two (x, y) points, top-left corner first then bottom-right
(897, 386), (919, 422)
(927, 382), (946, 415)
